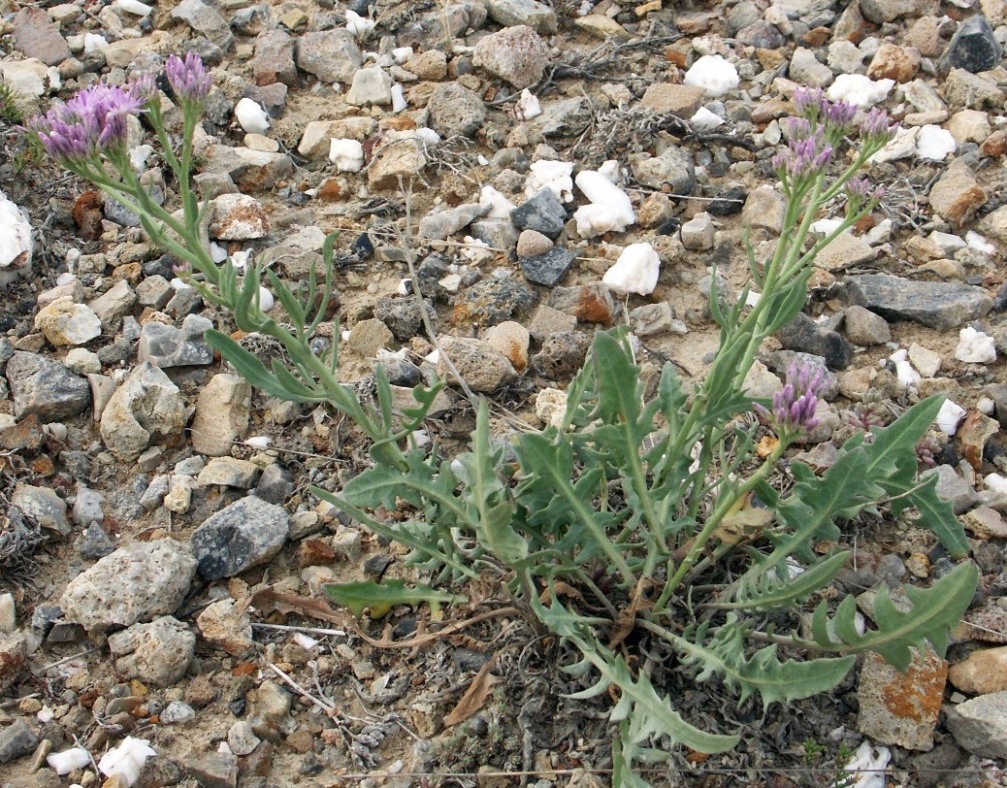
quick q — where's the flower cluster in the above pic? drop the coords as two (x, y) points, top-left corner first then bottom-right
(773, 118), (833, 182)
(27, 83), (146, 162)
(794, 86), (857, 142)
(165, 52), (212, 105)
(755, 362), (826, 437)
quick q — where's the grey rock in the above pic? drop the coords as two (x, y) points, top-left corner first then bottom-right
(524, 97), (593, 140)
(202, 144), (294, 193)
(187, 751), (239, 788)
(516, 229), (553, 258)
(473, 25), (551, 89)
(946, 691), (1007, 758)
(776, 313), (852, 370)
(452, 278), (536, 324)
(197, 457), (261, 489)
(926, 464), (979, 514)
(12, 483), (70, 538)
(99, 362), (186, 463)
(511, 189), (567, 238)
(845, 274), (992, 330)
(942, 68), (1006, 109)
(790, 47), (834, 87)
(231, 3), (274, 36)
(171, 0), (233, 50)
(520, 247), (577, 287)
(908, 743), (965, 788)
(108, 616), (196, 687)
(630, 302), (687, 337)
(375, 296), (436, 341)
(346, 67), (393, 106)
(418, 202), (488, 240)
(631, 148), (696, 195)
(190, 496), (290, 580)
(296, 29), (362, 84)
(33, 299), (101, 347)
(940, 15), (1002, 75)
(165, 285), (204, 318)
(986, 383), (1007, 429)
(72, 486), (104, 528)
(191, 374), (251, 457)
(859, 0), (920, 23)
(367, 136), (427, 190)
(74, 522), (115, 560)
(471, 218), (520, 250)
(0, 719), (39, 764)
(139, 473), (170, 512)
(137, 314), (214, 368)
(531, 331), (592, 379)
(842, 305), (891, 345)
(251, 29), (296, 87)
(89, 279), (137, 328)
(255, 464), (293, 505)
(736, 20), (786, 49)
(484, 0), (557, 34)
(726, 1), (761, 34)
(438, 337), (517, 392)
(59, 539), (197, 635)
(11, 8), (70, 66)
(161, 700), (196, 725)
(227, 720), (261, 756)
(6, 352), (90, 421)
(427, 83), (486, 137)
(378, 356), (422, 387)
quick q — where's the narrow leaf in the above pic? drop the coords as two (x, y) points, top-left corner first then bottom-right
(323, 578), (465, 619)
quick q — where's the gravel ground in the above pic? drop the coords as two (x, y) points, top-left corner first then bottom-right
(2, 0), (1007, 786)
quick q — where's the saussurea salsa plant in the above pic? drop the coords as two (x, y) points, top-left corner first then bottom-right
(30, 56), (978, 784)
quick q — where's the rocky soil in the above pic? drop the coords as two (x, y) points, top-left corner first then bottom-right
(3, 0), (1007, 786)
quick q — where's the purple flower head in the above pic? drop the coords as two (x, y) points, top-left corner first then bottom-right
(128, 72), (158, 105)
(773, 126), (833, 182)
(845, 176), (886, 210)
(781, 116), (812, 141)
(28, 83), (145, 162)
(860, 107), (894, 143)
(165, 52), (212, 104)
(794, 87), (856, 131)
(755, 362), (826, 435)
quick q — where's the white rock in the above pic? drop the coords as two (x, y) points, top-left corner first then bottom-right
(345, 9), (375, 36)
(690, 106), (724, 130)
(827, 74), (894, 107)
(978, 396), (995, 415)
(955, 326), (996, 363)
(965, 230), (996, 254)
(390, 83), (407, 112)
(525, 159), (574, 202)
(48, 747), (92, 775)
(258, 287), (274, 312)
(391, 47), (413, 64)
(811, 218), (844, 234)
(479, 185), (516, 219)
(603, 242), (661, 296)
(413, 127), (440, 146)
(235, 98), (269, 135)
(916, 125), (957, 160)
(98, 736), (156, 787)
(683, 55), (739, 97)
(515, 88), (542, 120)
(598, 159), (623, 183)
(894, 359), (921, 388)
(868, 125), (919, 163)
(83, 33), (109, 55)
(329, 138), (365, 172)
(843, 740), (891, 788)
(0, 191), (32, 273)
(573, 170), (636, 238)
(113, 0), (152, 16)
(936, 399), (967, 436)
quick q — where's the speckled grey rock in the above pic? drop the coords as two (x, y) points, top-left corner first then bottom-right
(11, 482), (70, 538)
(426, 82), (486, 137)
(296, 29), (362, 84)
(170, 0), (233, 50)
(74, 522), (116, 559)
(510, 189), (568, 239)
(375, 296), (436, 341)
(5, 352), (90, 421)
(59, 539), (197, 635)
(776, 312), (852, 370)
(946, 691), (1007, 758)
(438, 337), (517, 392)
(418, 202), (488, 241)
(99, 362), (187, 463)
(520, 247), (577, 287)
(108, 616), (196, 687)
(137, 314), (214, 368)
(190, 496), (290, 580)
(0, 718), (39, 764)
(845, 274), (992, 331)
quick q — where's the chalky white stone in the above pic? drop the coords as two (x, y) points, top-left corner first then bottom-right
(683, 55), (739, 97)
(916, 125), (957, 161)
(827, 74), (894, 107)
(98, 736), (156, 786)
(515, 88), (542, 120)
(603, 242), (661, 296)
(574, 169), (636, 238)
(235, 98), (269, 135)
(955, 326), (996, 363)
(329, 138), (365, 172)
(113, 0), (153, 16)
(47, 747), (92, 775)
(691, 106), (724, 130)
(525, 159), (574, 202)
(0, 191), (32, 274)
(936, 399), (967, 436)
